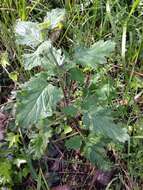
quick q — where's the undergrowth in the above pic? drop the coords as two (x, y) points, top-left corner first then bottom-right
(0, 0), (143, 189)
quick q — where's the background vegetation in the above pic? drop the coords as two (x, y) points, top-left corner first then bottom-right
(0, 0), (143, 189)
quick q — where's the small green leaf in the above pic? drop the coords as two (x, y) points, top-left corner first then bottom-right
(38, 21), (50, 30)
(44, 8), (65, 29)
(69, 67), (84, 83)
(15, 21), (43, 47)
(74, 40), (115, 68)
(63, 105), (78, 117)
(22, 167), (29, 178)
(63, 125), (72, 134)
(9, 71), (19, 82)
(0, 52), (9, 67)
(65, 135), (82, 150)
(16, 72), (63, 127)
(6, 133), (21, 148)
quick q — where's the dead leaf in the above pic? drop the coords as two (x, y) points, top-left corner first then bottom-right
(134, 90), (143, 103)
(49, 29), (62, 43)
(51, 160), (61, 171)
(94, 169), (115, 188)
(89, 169), (115, 190)
(51, 185), (71, 190)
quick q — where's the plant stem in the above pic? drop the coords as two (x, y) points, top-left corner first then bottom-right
(50, 48), (69, 106)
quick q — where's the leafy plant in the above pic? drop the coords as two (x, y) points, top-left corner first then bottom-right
(28, 128), (52, 159)
(14, 8), (129, 171)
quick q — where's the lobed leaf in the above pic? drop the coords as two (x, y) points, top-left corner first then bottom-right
(84, 143), (110, 169)
(16, 72), (63, 127)
(28, 130), (52, 159)
(74, 40), (115, 68)
(83, 134), (111, 169)
(82, 107), (129, 143)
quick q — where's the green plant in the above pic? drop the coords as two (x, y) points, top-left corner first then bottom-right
(14, 7), (129, 171)
(2, 0), (143, 188)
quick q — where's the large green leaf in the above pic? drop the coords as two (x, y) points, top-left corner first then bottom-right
(74, 40), (115, 68)
(82, 107), (129, 143)
(15, 21), (43, 47)
(44, 8), (65, 29)
(23, 41), (65, 70)
(16, 72), (63, 127)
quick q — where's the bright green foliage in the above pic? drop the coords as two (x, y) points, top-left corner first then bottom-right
(0, 51), (9, 67)
(65, 135), (82, 150)
(28, 130), (52, 159)
(44, 8), (66, 29)
(23, 41), (65, 70)
(9, 71), (19, 82)
(83, 107), (129, 143)
(6, 133), (21, 148)
(63, 125), (72, 134)
(0, 160), (12, 185)
(15, 21), (43, 47)
(17, 72), (63, 127)
(74, 40), (115, 68)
